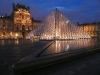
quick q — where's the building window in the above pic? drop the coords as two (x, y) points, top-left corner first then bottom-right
(17, 25), (19, 29)
(22, 15), (24, 19)
(28, 26), (30, 30)
(3, 24), (5, 29)
(3, 32), (5, 35)
(15, 14), (18, 18)
(3, 20), (5, 23)
(22, 25), (25, 30)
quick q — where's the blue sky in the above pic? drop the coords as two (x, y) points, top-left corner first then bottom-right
(0, 0), (100, 24)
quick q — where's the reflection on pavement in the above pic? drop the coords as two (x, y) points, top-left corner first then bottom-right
(40, 38), (100, 56)
(0, 39), (34, 45)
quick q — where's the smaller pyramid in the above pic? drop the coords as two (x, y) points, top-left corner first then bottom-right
(27, 8), (91, 40)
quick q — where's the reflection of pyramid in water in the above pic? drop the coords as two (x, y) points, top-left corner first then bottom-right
(28, 8), (91, 40)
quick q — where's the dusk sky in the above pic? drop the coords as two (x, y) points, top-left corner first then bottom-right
(0, 0), (100, 24)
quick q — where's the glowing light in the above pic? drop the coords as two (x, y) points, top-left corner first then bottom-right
(10, 32), (12, 36)
(16, 33), (18, 37)
(15, 39), (19, 44)
(27, 9), (91, 40)
(66, 44), (69, 51)
(66, 20), (69, 24)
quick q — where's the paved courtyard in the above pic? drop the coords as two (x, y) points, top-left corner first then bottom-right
(22, 50), (100, 75)
(0, 39), (100, 75)
(0, 39), (50, 75)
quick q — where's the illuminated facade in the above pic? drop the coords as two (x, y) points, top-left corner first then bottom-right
(79, 22), (100, 37)
(27, 9), (91, 40)
(0, 16), (14, 39)
(0, 3), (40, 39)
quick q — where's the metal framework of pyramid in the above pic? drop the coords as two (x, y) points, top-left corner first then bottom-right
(27, 8), (91, 40)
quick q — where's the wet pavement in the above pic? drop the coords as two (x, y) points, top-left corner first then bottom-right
(18, 38), (100, 75)
(22, 50), (100, 75)
(0, 38), (100, 75)
(0, 39), (51, 75)
(40, 39), (95, 56)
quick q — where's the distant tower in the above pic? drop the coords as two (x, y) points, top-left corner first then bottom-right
(77, 22), (79, 25)
(13, 3), (15, 10)
(27, 6), (30, 11)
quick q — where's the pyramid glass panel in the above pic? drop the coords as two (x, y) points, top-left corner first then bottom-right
(27, 8), (91, 40)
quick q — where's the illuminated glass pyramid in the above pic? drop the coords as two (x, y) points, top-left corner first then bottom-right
(27, 8), (91, 40)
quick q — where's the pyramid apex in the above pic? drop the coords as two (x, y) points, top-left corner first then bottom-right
(55, 8), (59, 10)
(53, 8), (60, 12)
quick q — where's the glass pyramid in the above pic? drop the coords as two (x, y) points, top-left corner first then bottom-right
(27, 8), (91, 40)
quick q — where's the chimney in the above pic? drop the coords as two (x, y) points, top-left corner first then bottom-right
(77, 22), (79, 25)
(5, 14), (7, 17)
(27, 6), (30, 11)
(13, 3), (15, 10)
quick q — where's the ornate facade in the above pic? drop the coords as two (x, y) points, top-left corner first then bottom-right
(0, 3), (40, 39)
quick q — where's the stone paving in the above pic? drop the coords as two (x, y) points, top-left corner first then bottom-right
(22, 50), (100, 75)
(50, 51), (100, 75)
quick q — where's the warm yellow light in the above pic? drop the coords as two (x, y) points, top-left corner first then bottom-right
(16, 33), (18, 37)
(10, 32), (12, 35)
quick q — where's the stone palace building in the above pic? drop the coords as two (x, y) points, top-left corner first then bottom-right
(0, 3), (40, 39)
(79, 22), (100, 38)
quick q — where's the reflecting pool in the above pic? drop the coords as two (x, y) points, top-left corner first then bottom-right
(0, 39), (33, 45)
(40, 38), (100, 56)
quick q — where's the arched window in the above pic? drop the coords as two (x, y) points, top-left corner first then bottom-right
(3, 20), (5, 23)
(3, 24), (5, 27)
(17, 25), (19, 29)
(22, 25), (25, 30)
(3, 32), (5, 35)
(22, 15), (24, 19)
